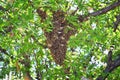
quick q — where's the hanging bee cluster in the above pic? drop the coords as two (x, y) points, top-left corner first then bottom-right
(37, 9), (76, 65)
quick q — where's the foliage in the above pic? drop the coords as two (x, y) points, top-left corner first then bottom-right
(0, 0), (120, 80)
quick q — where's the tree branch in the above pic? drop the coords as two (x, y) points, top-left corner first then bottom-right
(89, 1), (120, 17)
(96, 50), (120, 80)
(107, 50), (113, 66)
(78, 1), (120, 22)
(113, 14), (120, 32)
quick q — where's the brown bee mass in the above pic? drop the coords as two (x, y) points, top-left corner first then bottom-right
(37, 9), (76, 65)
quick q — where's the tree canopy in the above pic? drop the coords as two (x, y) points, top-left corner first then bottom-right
(0, 0), (120, 80)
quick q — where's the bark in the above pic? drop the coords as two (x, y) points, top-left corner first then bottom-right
(78, 1), (120, 22)
(89, 1), (120, 17)
(113, 14), (120, 32)
(96, 50), (120, 80)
